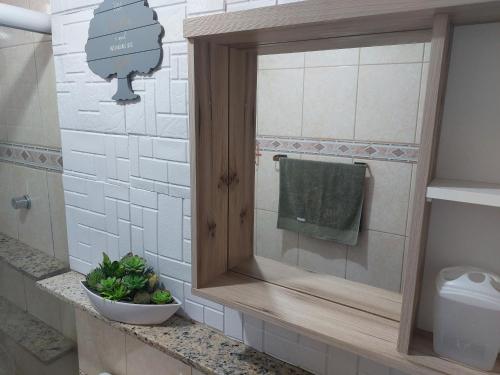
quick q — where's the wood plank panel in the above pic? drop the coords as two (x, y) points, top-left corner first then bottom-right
(184, 0), (500, 43)
(194, 272), (437, 375)
(227, 48), (258, 269)
(398, 14), (452, 353)
(254, 29), (431, 55)
(232, 256), (402, 321)
(191, 41), (230, 288)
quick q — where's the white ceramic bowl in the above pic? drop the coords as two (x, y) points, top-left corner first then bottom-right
(82, 282), (181, 325)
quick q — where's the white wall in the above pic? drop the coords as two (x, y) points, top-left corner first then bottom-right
(52, 0), (500, 372)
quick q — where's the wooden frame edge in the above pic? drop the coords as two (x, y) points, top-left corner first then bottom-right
(398, 14), (453, 353)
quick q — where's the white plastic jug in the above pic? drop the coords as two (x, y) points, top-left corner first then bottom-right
(434, 266), (500, 371)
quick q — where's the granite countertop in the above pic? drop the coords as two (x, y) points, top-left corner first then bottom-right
(37, 272), (310, 375)
(0, 233), (68, 280)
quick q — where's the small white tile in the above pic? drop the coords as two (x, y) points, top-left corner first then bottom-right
(243, 314), (264, 351)
(305, 48), (359, 67)
(184, 283), (223, 311)
(184, 299), (204, 322)
(224, 306), (243, 341)
(327, 346), (358, 375)
(358, 357), (391, 375)
(159, 275), (184, 302)
(139, 157), (168, 182)
(204, 307), (224, 331)
(298, 336), (327, 374)
(360, 43), (424, 64)
(258, 52), (304, 69)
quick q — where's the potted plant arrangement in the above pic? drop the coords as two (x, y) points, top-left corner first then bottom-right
(81, 252), (180, 325)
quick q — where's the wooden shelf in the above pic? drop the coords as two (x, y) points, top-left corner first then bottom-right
(426, 178), (500, 208)
(194, 272), (500, 375)
(232, 256), (402, 321)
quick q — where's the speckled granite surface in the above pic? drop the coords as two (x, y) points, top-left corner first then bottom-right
(0, 233), (68, 280)
(38, 272), (311, 375)
(0, 296), (75, 363)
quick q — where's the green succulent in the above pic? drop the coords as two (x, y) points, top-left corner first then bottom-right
(97, 277), (118, 294)
(151, 290), (173, 305)
(120, 255), (146, 274)
(133, 290), (151, 304)
(122, 274), (148, 291)
(85, 268), (106, 290)
(100, 253), (125, 278)
(105, 284), (130, 301)
(97, 277), (130, 301)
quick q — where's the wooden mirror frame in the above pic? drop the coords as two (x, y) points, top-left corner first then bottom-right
(186, 2), (500, 374)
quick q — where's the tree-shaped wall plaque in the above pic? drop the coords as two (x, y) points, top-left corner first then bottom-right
(85, 0), (163, 102)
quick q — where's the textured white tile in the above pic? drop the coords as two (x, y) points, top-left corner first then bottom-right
(158, 194), (183, 260)
(157, 114), (188, 138)
(153, 138), (188, 161)
(168, 162), (191, 186)
(158, 256), (191, 282)
(130, 188), (157, 209)
(298, 336), (327, 375)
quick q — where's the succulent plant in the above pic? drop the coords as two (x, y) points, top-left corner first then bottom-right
(122, 274), (148, 291)
(97, 277), (118, 294)
(120, 255), (146, 274)
(133, 290), (151, 304)
(151, 290), (173, 305)
(85, 268), (106, 290)
(86, 252), (174, 306)
(100, 253), (125, 278)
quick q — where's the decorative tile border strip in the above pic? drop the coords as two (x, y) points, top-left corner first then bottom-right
(257, 136), (419, 163)
(0, 142), (63, 172)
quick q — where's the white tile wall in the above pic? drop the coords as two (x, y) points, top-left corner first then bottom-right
(54, 0), (418, 373)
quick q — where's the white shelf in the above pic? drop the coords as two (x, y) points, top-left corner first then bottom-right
(426, 178), (500, 208)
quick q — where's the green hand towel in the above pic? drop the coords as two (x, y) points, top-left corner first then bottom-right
(277, 158), (366, 246)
